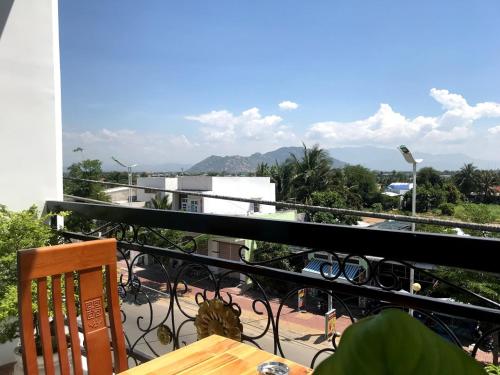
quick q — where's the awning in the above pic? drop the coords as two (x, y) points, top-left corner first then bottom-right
(302, 259), (362, 281)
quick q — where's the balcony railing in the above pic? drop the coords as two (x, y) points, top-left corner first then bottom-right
(46, 200), (500, 368)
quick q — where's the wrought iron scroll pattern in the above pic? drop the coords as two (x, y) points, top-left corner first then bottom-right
(58, 214), (500, 368)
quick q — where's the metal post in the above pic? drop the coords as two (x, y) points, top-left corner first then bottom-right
(128, 166), (132, 204)
(409, 161), (417, 315)
(328, 253), (333, 311)
(411, 162), (417, 232)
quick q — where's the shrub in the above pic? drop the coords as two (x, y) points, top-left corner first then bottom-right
(439, 203), (455, 216)
(0, 205), (57, 343)
(454, 203), (495, 224)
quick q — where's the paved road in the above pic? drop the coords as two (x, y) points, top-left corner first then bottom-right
(121, 291), (334, 369)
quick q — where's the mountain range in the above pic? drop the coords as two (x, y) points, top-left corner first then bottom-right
(187, 147), (346, 173)
(186, 146), (498, 173)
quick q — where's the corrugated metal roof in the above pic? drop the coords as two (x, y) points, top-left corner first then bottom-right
(370, 220), (412, 231)
(302, 259), (361, 280)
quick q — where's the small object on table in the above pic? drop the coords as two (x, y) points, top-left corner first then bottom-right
(257, 361), (289, 375)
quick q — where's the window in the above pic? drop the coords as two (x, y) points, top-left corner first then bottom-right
(190, 200), (198, 213)
(252, 202), (260, 213)
(250, 198), (262, 213)
(181, 197), (188, 211)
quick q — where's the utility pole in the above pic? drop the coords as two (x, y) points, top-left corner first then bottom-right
(112, 157), (138, 204)
(398, 145), (423, 316)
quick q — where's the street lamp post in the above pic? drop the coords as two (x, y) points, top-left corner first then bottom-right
(112, 157), (138, 204)
(398, 145), (423, 314)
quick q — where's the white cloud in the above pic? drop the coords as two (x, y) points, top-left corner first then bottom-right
(186, 107), (288, 142)
(279, 100), (299, 110)
(488, 125), (500, 135)
(63, 128), (199, 167)
(307, 88), (500, 150)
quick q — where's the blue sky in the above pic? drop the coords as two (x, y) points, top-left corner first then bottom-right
(60, 1), (500, 167)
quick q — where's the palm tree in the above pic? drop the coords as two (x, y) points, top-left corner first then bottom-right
(454, 163), (479, 198)
(477, 170), (497, 202)
(270, 161), (294, 201)
(255, 162), (270, 177)
(149, 194), (172, 210)
(289, 143), (333, 203)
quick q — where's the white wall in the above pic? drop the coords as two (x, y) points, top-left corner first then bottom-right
(178, 176), (212, 191)
(136, 177), (178, 204)
(0, 0), (62, 212)
(203, 177), (275, 216)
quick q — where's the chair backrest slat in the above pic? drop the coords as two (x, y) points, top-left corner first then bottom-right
(64, 272), (84, 375)
(79, 266), (114, 374)
(18, 279), (37, 374)
(18, 239), (128, 375)
(106, 262), (128, 371)
(51, 274), (70, 375)
(37, 277), (55, 375)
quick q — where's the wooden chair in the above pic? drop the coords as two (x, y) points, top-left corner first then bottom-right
(17, 238), (128, 375)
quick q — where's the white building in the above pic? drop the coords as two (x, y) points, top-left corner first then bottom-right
(385, 182), (413, 195)
(137, 176), (276, 216)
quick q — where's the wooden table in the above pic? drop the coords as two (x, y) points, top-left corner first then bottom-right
(120, 335), (313, 375)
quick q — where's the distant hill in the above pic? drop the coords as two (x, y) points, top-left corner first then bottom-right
(329, 146), (498, 171)
(187, 146), (347, 173)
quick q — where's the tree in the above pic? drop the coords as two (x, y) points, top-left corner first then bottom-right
(0, 206), (56, 343)
(417, 167), (442, 187)
(255, 162), (271, 177)
(148, 194), (172, 210)
(343, 165), (378, 206)
(289, 144), (333, 203)
(477, 170), (497, 202)
(309, 190), (360, 225)
(443, 182), (462, 204)
(403, 185), (446, 212)
(454, 163), (479, 198)
(64, 159), (109, 201)
(431, 267), (500, 364)
(269, 161), (294, 201)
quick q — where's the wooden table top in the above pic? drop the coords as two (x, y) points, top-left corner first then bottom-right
(120, 335), (313, 375)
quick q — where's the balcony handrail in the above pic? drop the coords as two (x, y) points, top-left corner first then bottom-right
(63, 177), (500, 233)
(47, 201), (500, 274)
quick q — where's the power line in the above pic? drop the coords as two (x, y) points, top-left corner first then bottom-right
(63, 177), (500, 233)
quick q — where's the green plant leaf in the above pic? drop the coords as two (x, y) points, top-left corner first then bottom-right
(314, 309), (485, 375)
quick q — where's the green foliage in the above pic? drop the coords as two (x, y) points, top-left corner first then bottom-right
(477, 170), (498, 202)
(443, 182), (462, 204)
(289, 143), (333, 203)
(431, 267), (500, 305)
(404, 185), (446, 212)
(309, 190), (360, 225)
(454, 203), (495, 224)
(148, 194), (172, 210)
(439, 203), (455, 216)
(343, 165), (378, 206)
(252, 241), (296, 272)
(64, 159), (109, 201)
(371, 202), (383, 212)
(417, 167), (443, 187)
(0, 206), (56, 343)
(269, 161), (295, 201)
(255, 162), (271, 177)
(454, 163), (479, 198)
(485, 364), (500, 374)
(314, 309), (484, 375)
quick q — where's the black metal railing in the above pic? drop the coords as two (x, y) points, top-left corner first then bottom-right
(46, 201), (500, 367)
